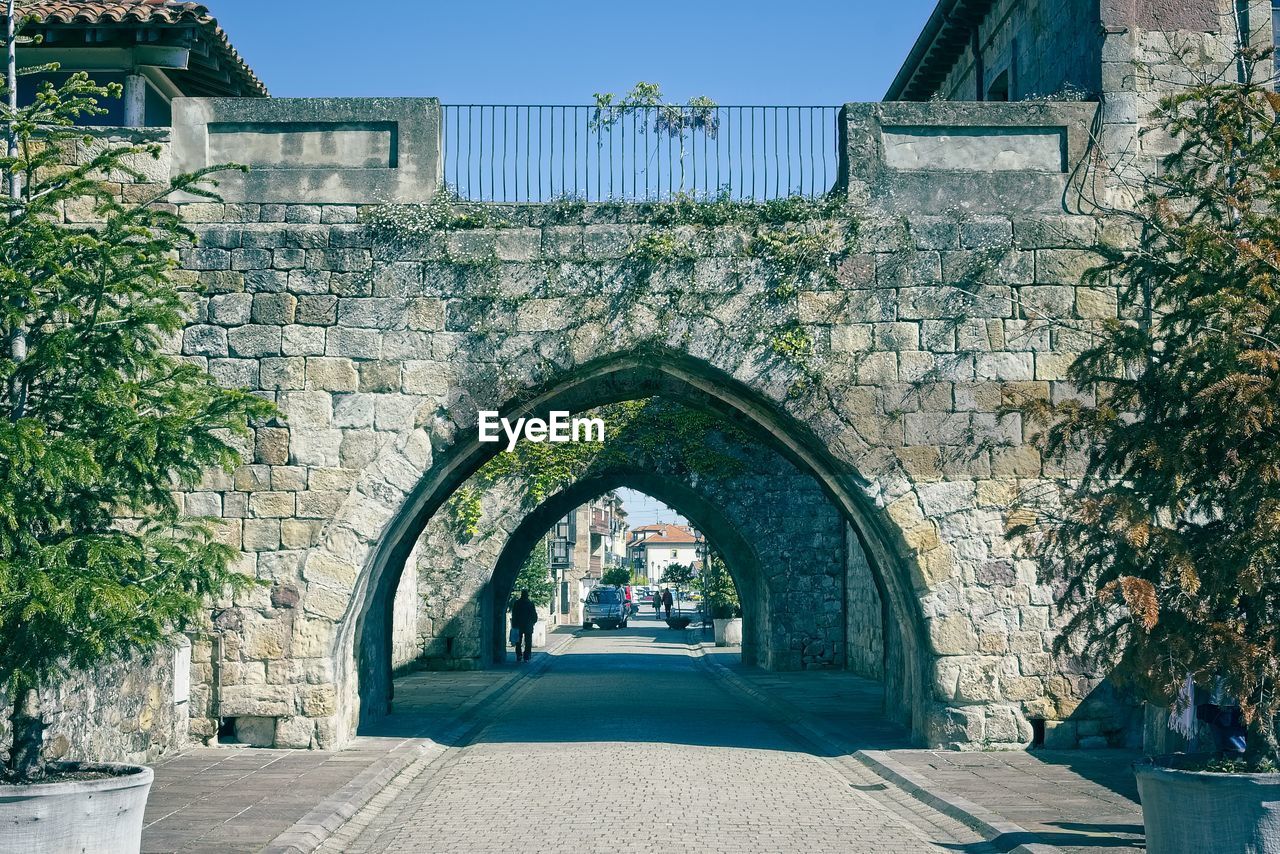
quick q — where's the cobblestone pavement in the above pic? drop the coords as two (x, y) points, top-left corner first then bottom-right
(143, 636), (573, 854)
(872, 750), (1143, 854)
(704, 653), (1143, 854)
(320, 617), (998, 854)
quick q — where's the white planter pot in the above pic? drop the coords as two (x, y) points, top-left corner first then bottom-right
(0, 762), (153, 854)
(1135, 757), (1280, 854)
(713, 618), (743, 647)
(532, 620), (547, 648)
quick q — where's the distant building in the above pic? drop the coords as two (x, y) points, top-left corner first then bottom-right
(546, 492), (626, 625)
(9, 1), (266, 127)
(627, 523), (703, 584)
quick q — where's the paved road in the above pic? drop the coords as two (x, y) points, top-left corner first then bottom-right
(321, 618), (996, 853)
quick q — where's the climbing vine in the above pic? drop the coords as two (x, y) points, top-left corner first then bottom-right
(446, 398), (752, 535)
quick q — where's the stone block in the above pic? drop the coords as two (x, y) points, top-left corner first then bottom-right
(930, 616), (979, 654)
(907, 217), (958, 250)
(296, 295), (339, 325)
(208, 293), (252, 326)
(582, 224), (638, 259)
(181, 248), (229, 271)
(273, 248), (305, 269)
(232, 248), (272, 271)
(959, 218), (1012, 249)
(227, 325), (282, 357)
(252, 293), (298, 325)
(255, 427), (291, 465)
(288, 269), (331, 295)
(1076, 287), (1117, 318)
(307, 248), (372, 272)
(1036, 249), (1100, 283)
(207, 358), (258, 388)
(242, 519), (281, 551)
(282, 324), (326, 356)
(358, 361), (401, 392)
(975, 352), (1033, 381)
(333, 394), (375, 428)
(232, 716), (277, 747)
(291, 429), (343, 467)
(249, 491), (295, 518)
(260, 357), (305, 390)
(183, 325), (228, 356)
(243, 269), (290, 293)
(326, 327), (382, 359)
(274, 716), (314, 749)
(306, 357), (359, 392)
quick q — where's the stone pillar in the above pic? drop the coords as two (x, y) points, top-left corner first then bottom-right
(123, 73), (146, 128)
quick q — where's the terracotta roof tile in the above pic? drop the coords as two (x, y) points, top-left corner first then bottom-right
(629, 523), (701, 546)
(12, 1), (267, 97)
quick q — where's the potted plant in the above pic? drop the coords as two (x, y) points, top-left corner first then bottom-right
(698, 554), (742, 646)
(660, 563), (695, 629)
(1009, 47), (1280, 853)
(0, 57), (269, 854)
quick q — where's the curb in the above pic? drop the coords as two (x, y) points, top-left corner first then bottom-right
(261, 631), (574, 854)
(856, 750), (1061, 854)
(693, 651), (1060, 854)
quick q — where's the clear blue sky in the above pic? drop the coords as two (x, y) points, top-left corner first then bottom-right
(209, 1), (938, 103)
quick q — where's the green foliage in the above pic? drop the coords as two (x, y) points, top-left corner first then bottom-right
(591, 82), (718, 139)
(513, 537), (554, 608)
(601, 566), (631, 587)
(1009, 59), (1280, 767)
(0, 73), (273, 780)
(659, 562), (696, 593)
(448, 398), (749, 533)
(362, 187), (505, 238)
(697, 553), (739, 619)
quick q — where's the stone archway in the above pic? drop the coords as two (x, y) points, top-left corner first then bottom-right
(482, 473), (771, 670)
(326, 349), (933, 747)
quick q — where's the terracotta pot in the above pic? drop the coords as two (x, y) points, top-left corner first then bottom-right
(0, 762), (153, 854)
(1135, 756), (1280, 854)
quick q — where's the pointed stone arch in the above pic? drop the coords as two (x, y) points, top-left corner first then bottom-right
(306, 348), (934, 747)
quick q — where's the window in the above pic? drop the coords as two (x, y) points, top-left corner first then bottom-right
(671, 550), (678, 558)
(987, 69), (1010, 102)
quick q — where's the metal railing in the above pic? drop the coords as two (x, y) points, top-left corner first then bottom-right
(441, 104), (841, 203)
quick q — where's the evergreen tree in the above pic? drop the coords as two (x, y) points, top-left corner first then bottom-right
(0, 71), (271, 780)
(1012, 55), (1280, 768)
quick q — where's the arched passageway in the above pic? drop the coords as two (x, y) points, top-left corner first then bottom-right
(341, 351), (930, 743)
(483, 474), (769, 670)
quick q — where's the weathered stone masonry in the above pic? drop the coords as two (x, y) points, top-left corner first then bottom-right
(388, 403), (859, 677)
(143, 94), (1138, 754)
(19, 0), (1261, 763)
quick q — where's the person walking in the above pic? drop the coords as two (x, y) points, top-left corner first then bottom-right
(661, 587), (674, 621)
(510, 589), (538, 663)
(652, 591), (662, 620)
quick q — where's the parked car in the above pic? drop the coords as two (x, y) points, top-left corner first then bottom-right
(583, 585), (629, 630)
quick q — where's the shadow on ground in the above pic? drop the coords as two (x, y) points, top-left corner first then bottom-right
(360, 621), (910, 756)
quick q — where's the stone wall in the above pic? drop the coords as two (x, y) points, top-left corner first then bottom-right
(0, 643), (187, 768)
(164, 182), (1124, 749)
(936, 0), (1102, 101)
(390, 557), (420, 671)
(386, 402), (856, 673)
(845, 523), (884, 680)
(20, 96), (1147, 753)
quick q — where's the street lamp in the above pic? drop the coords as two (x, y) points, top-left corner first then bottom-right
(694, 533), (708, 633)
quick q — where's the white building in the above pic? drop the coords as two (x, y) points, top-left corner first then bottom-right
(627, 523), (703, 584)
